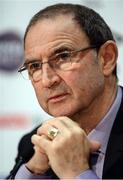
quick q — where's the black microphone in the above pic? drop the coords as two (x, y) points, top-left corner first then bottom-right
(6, 140), (35, 179)
(6, 156), (24, 179)
(6, 126), (40, 179)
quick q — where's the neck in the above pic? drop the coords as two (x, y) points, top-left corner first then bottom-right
(72, 76), (118, 134)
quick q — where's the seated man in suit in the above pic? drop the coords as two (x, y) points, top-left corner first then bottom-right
(7, 3), (123, 179)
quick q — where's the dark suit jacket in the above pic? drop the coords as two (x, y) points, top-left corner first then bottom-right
(8, 87), (123, 179)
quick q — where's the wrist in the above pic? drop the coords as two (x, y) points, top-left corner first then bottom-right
(25, 161), (48, 175)
(60, 164), (90, 179)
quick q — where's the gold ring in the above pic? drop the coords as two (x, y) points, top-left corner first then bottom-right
(48, 126), (59, 140)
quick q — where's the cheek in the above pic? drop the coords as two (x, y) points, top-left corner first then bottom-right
(66, 61), (105, 102)
(32, 81), (49, 111)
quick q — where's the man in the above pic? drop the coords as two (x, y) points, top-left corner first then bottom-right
(8, 3), (123, 179)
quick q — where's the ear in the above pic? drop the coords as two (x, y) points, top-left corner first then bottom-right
(98, 40), (118, 77)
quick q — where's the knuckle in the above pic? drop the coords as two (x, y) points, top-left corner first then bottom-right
(31, 134), (36, 143)
(72, 128), (86, 142)
(52, 142), (61, 153)
(66, 130), (73, 139)
(73, 127), (83, 136)
(37, 127), (41, 135)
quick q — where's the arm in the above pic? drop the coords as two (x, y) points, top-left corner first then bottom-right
(15, 164), (58, 179)
(75, 170), (99, 179)
(14, 164), (48, 179)
(15, 165), (99, 179)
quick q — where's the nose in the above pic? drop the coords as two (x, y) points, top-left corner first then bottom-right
(41, 63), (61, 88)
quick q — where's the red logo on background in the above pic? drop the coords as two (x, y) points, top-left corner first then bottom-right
(0, 114), (30, 129)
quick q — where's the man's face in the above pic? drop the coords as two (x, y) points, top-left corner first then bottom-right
(25, 15), (105, 118)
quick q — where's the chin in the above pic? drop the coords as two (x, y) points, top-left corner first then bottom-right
(48, 108), (76, 118)
(45, 101), (82, 118)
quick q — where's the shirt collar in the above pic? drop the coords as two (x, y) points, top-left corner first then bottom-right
(88, 86), (122, 154)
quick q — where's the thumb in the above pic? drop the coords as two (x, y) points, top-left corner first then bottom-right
(90, 140), (101, 153)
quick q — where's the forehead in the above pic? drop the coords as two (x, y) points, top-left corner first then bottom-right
(25, 15), (89, 57)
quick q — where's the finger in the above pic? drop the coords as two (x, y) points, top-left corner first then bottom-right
(37, 123), (51, 136)
(49, 116), (79, 130)
(37, 118), (72, 138)
(37, 124), (61, 141)
(33, 145), (46, 154)
(31, 134), (51, 154)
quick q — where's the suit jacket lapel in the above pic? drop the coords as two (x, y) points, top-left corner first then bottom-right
(103, 89), (123, 179)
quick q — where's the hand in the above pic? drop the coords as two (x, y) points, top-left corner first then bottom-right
(32, 116), (100, 179)
(25, 137), (50, 175)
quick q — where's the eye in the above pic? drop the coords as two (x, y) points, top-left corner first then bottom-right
(59, 52), (71, 60)
(27, 62), (42, 77)
(55, 52), (71, 64)
(28, 62), (42, 71)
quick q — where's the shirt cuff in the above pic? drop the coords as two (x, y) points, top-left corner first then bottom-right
(14, 164), (49, 179)
(75, 169), (99, 179)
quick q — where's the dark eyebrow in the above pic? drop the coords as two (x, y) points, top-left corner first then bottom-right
(25, 47), (72, 63)
(24, 59), (41, 64)
(51, 47), (72, 56)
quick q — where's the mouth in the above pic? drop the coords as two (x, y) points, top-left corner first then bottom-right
(48, 93), (69, 103)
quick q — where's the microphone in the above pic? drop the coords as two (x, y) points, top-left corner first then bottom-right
(6, 140), (34, 179)
(6, 156), (24, 179)
(6, 126), (39, 179)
